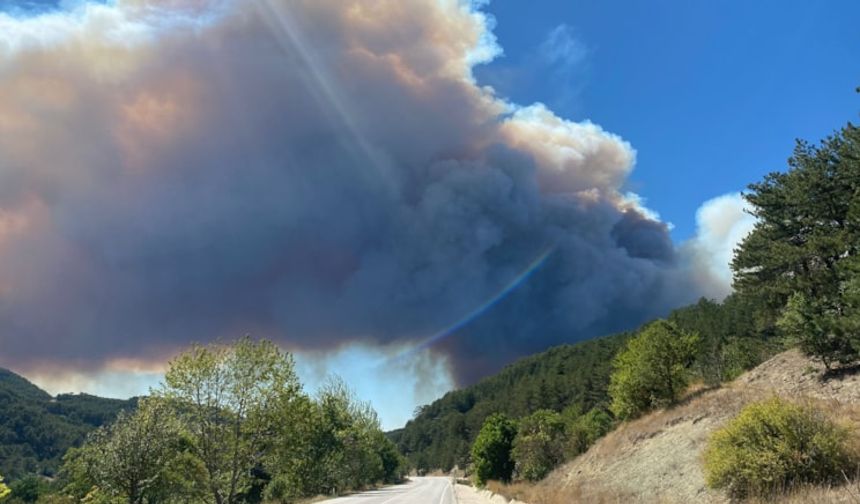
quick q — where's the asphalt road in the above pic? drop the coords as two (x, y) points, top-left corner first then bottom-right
(320, 476), (455, 504)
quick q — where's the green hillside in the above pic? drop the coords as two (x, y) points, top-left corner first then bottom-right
(389, 332), (631, 472)
(390, 291), (781, 473)
(0, 369), (136, 480)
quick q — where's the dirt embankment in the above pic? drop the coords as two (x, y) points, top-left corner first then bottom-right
(486, 350), (860, 504)
(456, 482), (527, 504)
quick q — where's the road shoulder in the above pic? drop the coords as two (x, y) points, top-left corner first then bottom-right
(454, 483), (527, 504)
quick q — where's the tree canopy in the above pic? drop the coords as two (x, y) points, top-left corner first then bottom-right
(733, 121), (860, 367)
(56, 338), (405, 504)
(609, 320), (699, 420)
(470, 413), (517, 486)
(511, 410), (565, 482)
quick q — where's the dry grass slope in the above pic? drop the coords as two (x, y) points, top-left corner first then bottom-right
(488, 349), (860, 503)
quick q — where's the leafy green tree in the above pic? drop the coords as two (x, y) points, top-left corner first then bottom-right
(470, 413), (517, 486)
(59, 398), (191, 504)
(732, 121), (860, 365)
(608, 320), (699, 420)
(158, 338), (303, 504)
(375, 434), (406, 484)
(511, 410), (565, 481)
(262, 393), (317, 502)
(57, 448), (93, 502)
(266, 376), (393, 500)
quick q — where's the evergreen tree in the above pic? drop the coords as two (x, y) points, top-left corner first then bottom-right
(733, 121), (860, 366)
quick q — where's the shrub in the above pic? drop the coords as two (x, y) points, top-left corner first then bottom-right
(608, 320), (699, 419)
(703, 397), (859, 498)
(511, 410), (565, 482)
(564, 408), (614, 458)
(470, 413), (517, 486)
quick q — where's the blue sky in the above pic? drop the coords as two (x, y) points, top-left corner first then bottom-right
(476, 0), (860, 240)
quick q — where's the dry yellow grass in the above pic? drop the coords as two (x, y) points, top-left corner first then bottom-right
(486, 479), (630, 504)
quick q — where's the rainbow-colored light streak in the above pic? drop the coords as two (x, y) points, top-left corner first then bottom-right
(393, 246), (555, 363)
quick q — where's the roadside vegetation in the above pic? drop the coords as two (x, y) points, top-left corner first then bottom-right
(704, 397), (860, 498)
(608, 320), (699, 420)
(470, 413), (517, 486)
(0, 338), (405, 504)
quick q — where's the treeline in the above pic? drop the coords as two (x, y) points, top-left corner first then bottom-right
(467, 106), (860, 487)
(1, 338), (405, 504)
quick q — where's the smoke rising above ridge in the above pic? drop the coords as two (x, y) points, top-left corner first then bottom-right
(0, 0), (729, 386)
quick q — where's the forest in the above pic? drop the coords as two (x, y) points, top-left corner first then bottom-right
(0, 369), (135, 481)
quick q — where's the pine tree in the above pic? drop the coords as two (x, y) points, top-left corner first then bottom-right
(733, 121), (860, 366)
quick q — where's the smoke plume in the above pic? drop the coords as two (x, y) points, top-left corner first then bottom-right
(0, 0), (721, 385)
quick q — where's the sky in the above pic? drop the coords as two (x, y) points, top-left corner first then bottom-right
(476, 0), (860, 241)
(0, 0), (857, 430)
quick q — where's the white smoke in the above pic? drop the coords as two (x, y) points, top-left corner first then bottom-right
(684, 193), (757, 300)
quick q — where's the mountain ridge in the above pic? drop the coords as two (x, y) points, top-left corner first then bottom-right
(0, 367), (136, 481)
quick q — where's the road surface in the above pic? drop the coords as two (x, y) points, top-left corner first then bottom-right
(321, 476), (455, 504)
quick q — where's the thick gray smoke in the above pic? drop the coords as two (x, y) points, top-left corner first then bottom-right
(0, 0), (710, 384)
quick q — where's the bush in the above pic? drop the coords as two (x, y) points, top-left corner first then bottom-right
(470, 413), (517, 486)
(703, 397), (859, 498)
(511, 410), (565, 482)
(608, 320), (699, 420)
(564, 408), (614, 458)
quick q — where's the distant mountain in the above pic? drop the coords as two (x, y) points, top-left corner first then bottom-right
(388, 331), (631, 472)
(0, 369), (136, 481)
